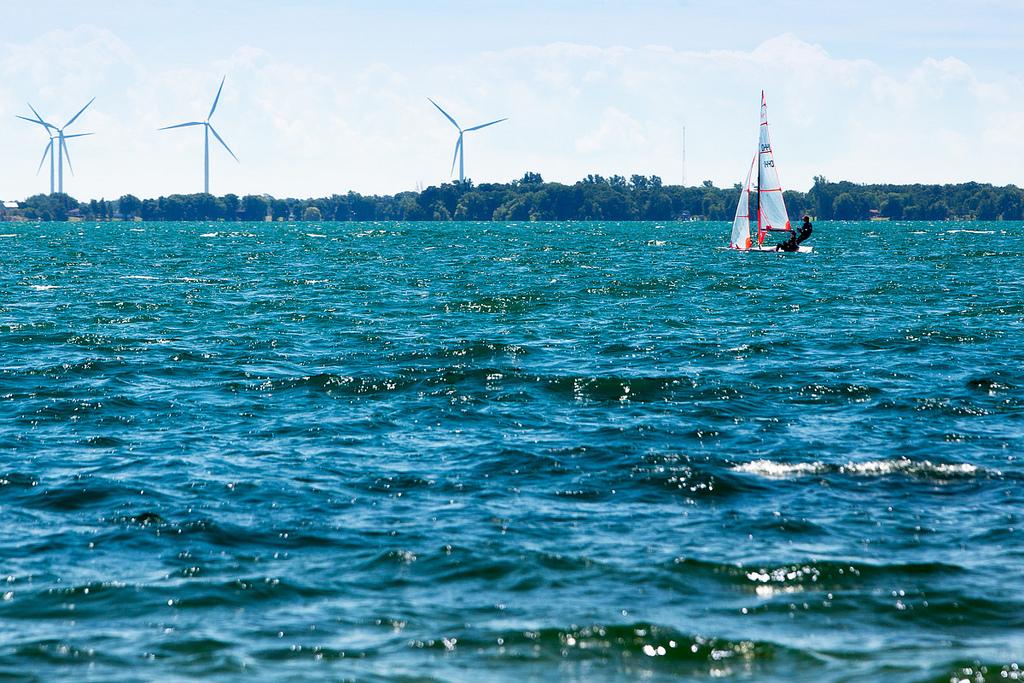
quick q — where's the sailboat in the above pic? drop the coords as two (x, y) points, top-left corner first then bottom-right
(729, 91), (810, 252)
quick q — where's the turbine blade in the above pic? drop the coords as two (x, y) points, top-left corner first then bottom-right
(17, 115), (53, 130)
(63, 132), (94, 139)
(464, 117), (508, 132)
(428, 98), (461, 131)
(61, 137), (74, 176)
(36, 140), (52, 175)
(450, 135), (462, 176)
(26, 103), (56, 129)
(64, 97), (95, 129)
(208, 124), (239, 162)
(208, 76), (226, 119)
(159, 121), (204, 130)
(27, 102), (45, 122)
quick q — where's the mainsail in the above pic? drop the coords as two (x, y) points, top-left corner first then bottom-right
(729, 154), (755, 250)
(755, 90), (790, 245)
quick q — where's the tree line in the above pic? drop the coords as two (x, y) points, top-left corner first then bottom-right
(6, 174), (1023, 222)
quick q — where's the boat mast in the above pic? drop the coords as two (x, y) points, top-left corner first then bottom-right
(756, 94), (762, 242)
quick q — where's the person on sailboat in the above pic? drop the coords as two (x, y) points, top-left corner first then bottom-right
(776, 232), (799, 252)
(796, 216), (813, 245)
(774, 216), (812, 251)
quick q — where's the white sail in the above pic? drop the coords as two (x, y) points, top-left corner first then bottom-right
(730, 154), (756, 250)
(756, 90), (790, 245)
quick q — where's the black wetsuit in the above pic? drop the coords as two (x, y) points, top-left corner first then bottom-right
(797, 220), (813, 245)
(776, 233), (799, 252)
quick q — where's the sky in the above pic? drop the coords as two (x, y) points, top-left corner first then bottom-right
(1, 0), (1022, 200)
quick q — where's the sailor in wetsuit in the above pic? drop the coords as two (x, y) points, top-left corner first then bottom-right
(776, 216), (813, 252)
(776, 231), (799, 252)
(796, 215), (813, 245)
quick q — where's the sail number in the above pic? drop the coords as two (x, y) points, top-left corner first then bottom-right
(763, 160), (775, 168)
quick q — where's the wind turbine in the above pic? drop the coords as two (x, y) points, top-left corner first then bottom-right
(17, 100), (95, 195)
(428, 98), (507, 183)
(160, 76), (239, 194)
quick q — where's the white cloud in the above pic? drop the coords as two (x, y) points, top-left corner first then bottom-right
(575, 107), (648, 155)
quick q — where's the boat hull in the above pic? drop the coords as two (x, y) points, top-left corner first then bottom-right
(721, 245), (814, 253)
(749, 245), (813, 253)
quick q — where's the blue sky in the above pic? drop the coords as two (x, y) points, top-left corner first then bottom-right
(1, 0), (1021, 199)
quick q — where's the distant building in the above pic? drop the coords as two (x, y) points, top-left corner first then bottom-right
(0, 200), (20, 221)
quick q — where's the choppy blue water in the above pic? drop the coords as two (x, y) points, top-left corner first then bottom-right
(1, 220), (1022, 682)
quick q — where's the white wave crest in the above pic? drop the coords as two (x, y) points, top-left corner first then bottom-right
(733, 458), (979, 479)
(732, 460), (826, 478)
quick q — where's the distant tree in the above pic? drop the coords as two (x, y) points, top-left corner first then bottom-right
(163, 195), (187, 221)
(348, 192), (377, 221)
(926, 201), (950, 221)
(241, 195), (269, 221)
(832, 192), (861, 220)
(22, 194), (77, 221)
(302, 206), (322, 221)
(119, 194), (142, 219)
(222, 193), (240, 220)
(320, 194), (344, 220)
(630, 175), (649, 190)
(397, 193), (425, 220)
(140, 199), (160, 220)
(431, 200), (451, 220)
(903, 204), (924, 220)
(996, 190), (1023, 219)
(21, 177), (1024, 224)
(271, 198), (290, 221)
(701, 193), (720, 218)
(490, 194), (525, 221)
(881, 194), (905, 220)
(194, 193), (225, 220)
(808, 176), (837, 219)
(975, 197), (997, 220)
(643, 192), (672, 220)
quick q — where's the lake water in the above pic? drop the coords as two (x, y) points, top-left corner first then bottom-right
(1, 220), (1022, 681)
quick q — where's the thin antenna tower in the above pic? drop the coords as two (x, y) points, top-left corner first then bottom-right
(681, 125), (687, 187)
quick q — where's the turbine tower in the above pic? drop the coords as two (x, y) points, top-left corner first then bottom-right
(428, 98), (507, 183)
(37, 133), (56, 195)
(160, 76), (238, 194)
(18, 100), (95, 195)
